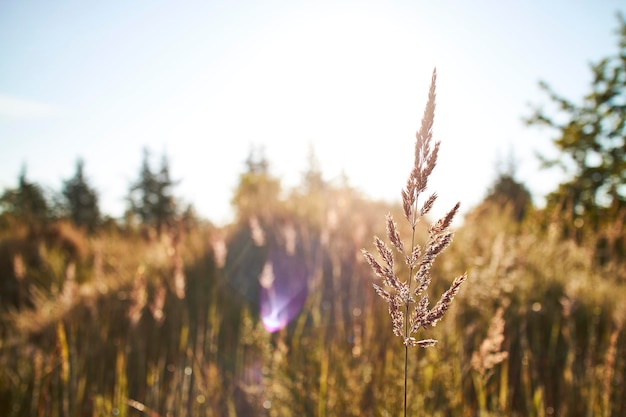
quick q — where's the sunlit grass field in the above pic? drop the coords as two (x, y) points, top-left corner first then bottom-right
(1, 183), (625, 416)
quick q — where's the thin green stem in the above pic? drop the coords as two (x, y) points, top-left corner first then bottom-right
(404, 194), (420, 417)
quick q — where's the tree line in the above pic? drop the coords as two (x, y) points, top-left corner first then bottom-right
(1, 15), (625, 239)
(0, 148), (179, 233)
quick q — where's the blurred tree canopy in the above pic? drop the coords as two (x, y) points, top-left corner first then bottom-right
(482, 156), (532, 222)
(301, 143), (326, 194)
(231, 146), (282, 222)
(61, 159), (100, 232)
(128, 149), (178, 233)
(0, 166), (49, 223)
(527, 14), (626, 229)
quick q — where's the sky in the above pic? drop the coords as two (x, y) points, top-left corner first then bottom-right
(1, 0), (624, 225)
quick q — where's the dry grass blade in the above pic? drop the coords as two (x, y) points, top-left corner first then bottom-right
(431, 202), (461, 235)
(420, 193), (438, 217)
(424, 272), (468, 327)
(387, 214), (404, 253)
(361, 67), (467, 417)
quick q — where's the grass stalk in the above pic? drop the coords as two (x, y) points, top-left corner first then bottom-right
(362, 68), (467, 416)
(404, 190), (420, 416)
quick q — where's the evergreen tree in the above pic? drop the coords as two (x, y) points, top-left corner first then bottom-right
(526, 14), (626, 227)
(0, 166), (48, 222)
(128, 149), (178, 232)
(129, 149), (158, 225)
(153, 154), (177, 231)
(483, 155), (532, 221)
(62, 159), (100, 232)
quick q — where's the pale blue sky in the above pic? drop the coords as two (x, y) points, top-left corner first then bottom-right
(1, 1), (624, 224)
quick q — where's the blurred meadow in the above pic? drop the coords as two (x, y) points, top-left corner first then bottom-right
(2, 3), (626, 417)
(1, 141), (625, 416)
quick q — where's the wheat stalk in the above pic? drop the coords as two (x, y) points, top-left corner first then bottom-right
(362, 68), (468, 416)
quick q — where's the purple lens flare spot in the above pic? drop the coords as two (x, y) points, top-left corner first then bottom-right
(259, 249), (308, 333)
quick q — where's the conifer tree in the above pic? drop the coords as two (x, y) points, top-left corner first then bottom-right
(0, 166), (48, 222)
(128, 149), (178, 233)
(483, 155), (532, 221)
(62, 159), (100, 232)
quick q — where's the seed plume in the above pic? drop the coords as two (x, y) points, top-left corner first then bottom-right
(362, 68), (468, 417)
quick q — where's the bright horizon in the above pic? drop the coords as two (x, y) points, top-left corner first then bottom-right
(1, 1), (624, 225)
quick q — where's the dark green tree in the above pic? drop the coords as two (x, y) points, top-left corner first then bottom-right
(526, 14), (626, 228)
(128, 149), (178, 233)
(129, 149), (158, 224)
(483, 155), (532, 222)
(0, 166), (49, 222)
(62, 159), (100, 232)
(153, 154), (177, 230)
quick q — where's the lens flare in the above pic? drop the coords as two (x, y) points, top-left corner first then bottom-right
(259, 250), (308, 332)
